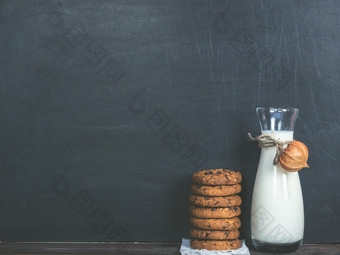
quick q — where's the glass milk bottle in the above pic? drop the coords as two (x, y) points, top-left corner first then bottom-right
(251, 107), (304, 253)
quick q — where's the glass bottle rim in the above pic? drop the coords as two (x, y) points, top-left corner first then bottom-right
(256, 107), (299, 114)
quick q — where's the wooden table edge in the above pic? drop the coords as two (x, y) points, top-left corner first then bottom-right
(0, 242), (339, 254)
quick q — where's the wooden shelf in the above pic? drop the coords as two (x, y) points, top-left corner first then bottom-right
(0, 242), (339, 254)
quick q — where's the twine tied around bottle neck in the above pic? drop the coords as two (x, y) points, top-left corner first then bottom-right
(248, 133), (294, 164)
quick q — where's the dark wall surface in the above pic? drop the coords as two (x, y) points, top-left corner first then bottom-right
(0, 0), (339, 243)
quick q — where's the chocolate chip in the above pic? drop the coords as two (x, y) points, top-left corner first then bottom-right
(211, 208), (217, 211)
(223, 226), (226, 229)
(225, 232), (229, 237)
(205, 233), (210, 237)
(216, 171), (221, 174)
(205, 197), (210, 200)
(209, 171), (213, 174)
(196, 185), (202, 189)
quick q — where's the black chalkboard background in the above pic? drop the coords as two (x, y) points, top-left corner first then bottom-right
(0, 0), (339, 243)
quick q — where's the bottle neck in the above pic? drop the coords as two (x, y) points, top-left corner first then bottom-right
(261, 130), (294, 142)
(256, 107), (298, 132)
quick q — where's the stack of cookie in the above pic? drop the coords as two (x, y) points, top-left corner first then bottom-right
(189, 169), (243, 251)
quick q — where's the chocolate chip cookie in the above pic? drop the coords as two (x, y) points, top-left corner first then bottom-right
(190, 228), (239, 240)
(191, 183), (242, 196)
(189, 206), (241, 218)
(190, 217), (241, 230)
(189, 194), (242, 207)
(190, 239), (242, 250)
(192, 169), (242, 185)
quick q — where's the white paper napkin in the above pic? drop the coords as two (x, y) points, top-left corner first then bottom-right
(180, 238), (250, 255)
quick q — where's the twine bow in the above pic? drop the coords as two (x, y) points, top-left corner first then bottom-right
(248, 133), (293, 164)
